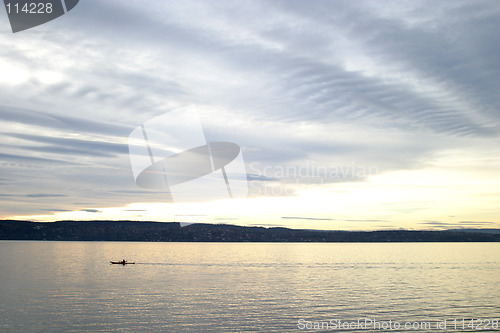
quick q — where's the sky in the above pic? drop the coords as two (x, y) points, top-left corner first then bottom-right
(1, 0), (500, 231)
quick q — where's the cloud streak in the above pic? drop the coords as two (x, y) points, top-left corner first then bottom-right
(282, 217), (335, 221)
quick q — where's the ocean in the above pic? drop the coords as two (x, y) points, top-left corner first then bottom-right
(0, 241), (498, 332)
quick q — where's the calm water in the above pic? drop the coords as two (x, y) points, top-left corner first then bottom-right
(0, 242), (498, 332)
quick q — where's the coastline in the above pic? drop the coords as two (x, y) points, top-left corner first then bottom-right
(1, 220), (499, 242)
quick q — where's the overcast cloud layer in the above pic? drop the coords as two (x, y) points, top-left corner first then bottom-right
(1, 0), (499, 229)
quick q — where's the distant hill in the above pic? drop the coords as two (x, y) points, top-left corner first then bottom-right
(446, 228), (500, 234)
(1, 220), (499, 242)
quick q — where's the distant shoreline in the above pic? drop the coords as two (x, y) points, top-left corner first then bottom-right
(1, 220), (499, 242)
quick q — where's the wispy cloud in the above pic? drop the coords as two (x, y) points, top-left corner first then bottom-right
(345, 219), (387, 223)
(26, 194), (66, 198)
(248, 224), (286, 227)
(80, 209), (102, 213)
(282, 217), (335, 221)
(419, 221), (496, 229)
(458, 221), (495, 226)
(175, 214), (208, 217)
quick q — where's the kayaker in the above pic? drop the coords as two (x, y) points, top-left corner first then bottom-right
(122, 259), (126, 264)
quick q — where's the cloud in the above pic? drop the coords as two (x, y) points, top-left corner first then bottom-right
(246, 174), (280, 182)
(25, 194), (66, 198)
(269, 0), (500, 131)
(0, 152), (80, 165)
(458, 221), (495, 225)
(248, 224), (287, 227)
(419, 221), (497, 229)
(175, 214), (208, 217)
(420, 221), (450, 225)
(282, 216), (335, 221)
(0, 193), (68, 198)
(80, 209), (102, 213)
(0, 106), (131, 137)
(3, 132), (129, 158)
(345, 219), (388, 223)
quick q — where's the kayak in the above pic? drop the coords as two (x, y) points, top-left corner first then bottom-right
(110, 261), (135, 265)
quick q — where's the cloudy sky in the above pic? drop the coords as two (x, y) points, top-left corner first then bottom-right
(1, 0), (500, 230)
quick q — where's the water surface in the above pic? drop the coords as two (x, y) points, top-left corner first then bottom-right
(0, 242), (498, 332)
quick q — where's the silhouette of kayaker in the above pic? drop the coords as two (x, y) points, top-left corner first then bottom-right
(121, 259), (126, 265)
